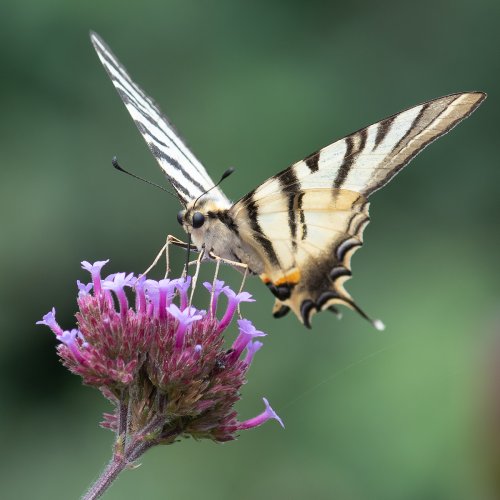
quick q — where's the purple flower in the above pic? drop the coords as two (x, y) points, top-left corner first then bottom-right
(36, 307), (63, 336)
(103, 272), (135, 290)
(203, 279), (230, 316)
(134, 275), (147, 313)
(58, 328), (86, 363)
(218, 289), (255, 332)
(81, 259), (109, 273)
(244, 340), (264, 366)
(37, 309), (86, 363)
(229, 319), (266, 362)
(174, 276), (191, 310)
(167, 303), (203, 349)
(157, 279), (176, 319)
(77, 280), (93, 297)
(143, 279), (160, 316)
(102, 272), (135, 318)
(81, 259), (109, 295)
(38, 258), (280, 449)
(238, 398), (284, 430)
(57, 327), (81, 345)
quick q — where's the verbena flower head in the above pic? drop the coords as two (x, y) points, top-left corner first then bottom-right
(38, 260), (283, 445)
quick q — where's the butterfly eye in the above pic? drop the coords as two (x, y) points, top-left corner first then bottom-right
(192, 212), (205, 229)
(177, 210), (184, 225)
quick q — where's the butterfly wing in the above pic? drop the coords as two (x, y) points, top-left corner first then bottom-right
(90, 32), (228, 206)
(231, 92), (486, 327)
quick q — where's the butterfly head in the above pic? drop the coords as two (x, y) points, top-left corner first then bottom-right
(177, 197), (231, 234)
(177, 208), (205, 229)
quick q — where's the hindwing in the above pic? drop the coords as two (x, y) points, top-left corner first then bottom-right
(232, 189), (372, 327)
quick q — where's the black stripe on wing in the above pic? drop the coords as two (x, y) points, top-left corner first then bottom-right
(278, 169), (301, 250)
(245, 190), (281, 268)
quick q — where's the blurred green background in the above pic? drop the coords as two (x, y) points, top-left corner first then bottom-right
(1, 0), (500, 498)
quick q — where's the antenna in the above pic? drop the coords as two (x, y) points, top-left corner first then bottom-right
(111, 156), (184, 206)
(192, 167), (235, 209)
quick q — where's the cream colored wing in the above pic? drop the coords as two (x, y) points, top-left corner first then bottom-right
(233, 188), (373, 327)
(230, 92), (486, 327)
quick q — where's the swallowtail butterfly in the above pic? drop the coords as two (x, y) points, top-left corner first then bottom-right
(91, 32), (485, 328)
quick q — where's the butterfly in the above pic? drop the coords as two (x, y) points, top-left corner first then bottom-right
(90, 32), (486, 329)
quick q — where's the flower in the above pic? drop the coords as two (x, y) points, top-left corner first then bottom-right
(37, 260), (283, 447)
(102, 272), (135, 318)
(238, 398), (285, 430)
(36, 307), (63, 336)
(173, 275), (191, 310)
(81, 259), (109, 295)
(229, 319), (266, 362)
(37, 309), (86, 362)
(204, 279), (230, 316)
(166, 303), (204, 349)
(244, 340), (264, 365)
(77, 280), (93, 297)
(203, 281), (255, 332)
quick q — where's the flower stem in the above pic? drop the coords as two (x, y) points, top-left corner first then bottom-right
(118, 393), (128, 439)
(82, 456), (127, 500)
(82, 438), (155, 500)
(126, 438), (156, 463)
(82, 412), (165, 500)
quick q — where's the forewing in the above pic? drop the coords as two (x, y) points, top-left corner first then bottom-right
(247, 92), (485, 203)
(90, 32), (228, 206)
(231, 92), (485, 327)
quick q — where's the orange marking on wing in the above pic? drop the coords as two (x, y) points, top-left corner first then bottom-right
(260, 273), (271, 284)
(274, 268), (301, 286)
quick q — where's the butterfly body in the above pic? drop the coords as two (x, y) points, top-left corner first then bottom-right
(179, 198), (266, 276)
(91, 32), (486, 328)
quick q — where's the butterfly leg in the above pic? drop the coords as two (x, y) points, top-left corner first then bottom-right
(207, 251), (250, 318)
(206, 251), (249, 272)
(142, 235), (197, 278)
(235, 265), (249, 318)
(208, 257), (222, 318)
(142, 239), (169, 277)
(188, 247), (206, 307)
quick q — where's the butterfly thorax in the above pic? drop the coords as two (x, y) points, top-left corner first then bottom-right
(178, 197), (264, 274)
